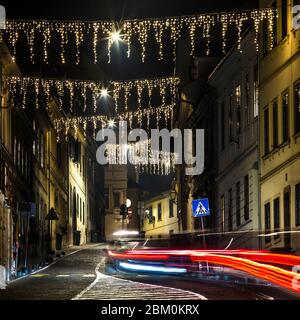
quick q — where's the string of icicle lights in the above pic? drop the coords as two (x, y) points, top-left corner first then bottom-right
(53, 104), (174, 139)
(105, 139), (178, 175)
(2, 8), (276, 64)
(6, 75), (179, 113)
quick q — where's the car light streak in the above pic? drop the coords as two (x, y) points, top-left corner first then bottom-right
(119, 262), (187, 274)
(108, 249), (300, 293)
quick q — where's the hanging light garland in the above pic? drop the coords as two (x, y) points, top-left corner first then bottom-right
(5, 75), (179, 113)
(2, 8), (275, 64)
(105, 139), (178, 175)
(52, 103), (174, 139)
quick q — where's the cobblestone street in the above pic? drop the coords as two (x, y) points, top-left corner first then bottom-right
(0, 244), (299, 300)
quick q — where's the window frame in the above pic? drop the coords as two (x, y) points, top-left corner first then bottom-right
(281, 90), (290, 143)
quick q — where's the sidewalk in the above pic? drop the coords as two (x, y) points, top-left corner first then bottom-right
(8, 243), (102, 283)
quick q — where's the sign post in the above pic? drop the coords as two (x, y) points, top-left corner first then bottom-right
(192, 198), (210, 272)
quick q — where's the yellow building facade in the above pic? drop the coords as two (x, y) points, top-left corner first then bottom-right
(0, 43), (20, 278)
(260, 0), (300, 253)
(68, 129), (89, 246)
(143, 191), (178, 239)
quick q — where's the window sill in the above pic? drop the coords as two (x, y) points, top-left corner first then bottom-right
(273, 237), (281, 244)
(263, 140), (291, 160)
(279, 139), (290, 148)
(235, 218), (251, 230)
(261, 35), (289, 58)
(262, 151), (272, 160)
(293, 132), (300, 142)
(265, 241), (272, 248)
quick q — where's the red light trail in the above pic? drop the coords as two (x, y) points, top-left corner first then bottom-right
(108, 249), (300, 293)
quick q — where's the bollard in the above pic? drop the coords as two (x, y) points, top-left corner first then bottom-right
(0, 265), (6, 289)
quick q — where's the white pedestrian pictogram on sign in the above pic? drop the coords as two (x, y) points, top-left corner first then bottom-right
(195, 202), (209, 216)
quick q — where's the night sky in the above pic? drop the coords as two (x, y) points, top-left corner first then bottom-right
(2, 0), (259, 197)
(3, 1), (259, 20)
(2, 0), (259, 79)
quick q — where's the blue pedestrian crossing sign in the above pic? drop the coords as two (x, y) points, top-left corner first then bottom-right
(192, 198), (210, 217)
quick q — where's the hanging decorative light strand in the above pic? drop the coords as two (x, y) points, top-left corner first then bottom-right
(5, 75), (179, 114)
(2, 8), (276, 64)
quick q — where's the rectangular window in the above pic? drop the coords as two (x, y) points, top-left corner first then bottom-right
(282, 0), (288, 39)
(294, 81), (300, 134)
(236, 182), (241, 227)
(229, 94), (234, 141)
(245, 75), (250, 126)
(264, 107), (270, 154)
(296, 183), (300, 226)
(253, 65), (259, 118)
(228, 188), (233, 231)
(265, 202), (271, 244)
(158, 203), (162, 221)
(113, 191), (120, 208)
(40, 133), (45, 169)
(272, 100), (279, 148)
(169, 199), (174, 218)
(274, 197), (280, 239)
(282, 91), (289, 143)
(76, 195), (79, 217)
(80, 198), (82, 221)
(148, 206), (153, 224)
(17, 141), (21, 167)
(244, 175), (249, 221)
(236, 85), (241, 135)
(262, 19), (269, 56)
(83, 155), (85, 177)
(83, 202), (85, 225)
(73, 140), (81, 164)
(221, 102), (225, 150)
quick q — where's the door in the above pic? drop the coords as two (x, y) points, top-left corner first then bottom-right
(72, 188), (77, 245)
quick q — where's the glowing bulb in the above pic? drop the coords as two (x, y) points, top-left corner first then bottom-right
(110, 30), (121, 43)
(108, 119), (115, 128)
(100, 88), (109, 98)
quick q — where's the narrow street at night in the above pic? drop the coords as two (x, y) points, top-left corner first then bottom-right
(0, 244), (299, 300)
(1, 0), (300, 316)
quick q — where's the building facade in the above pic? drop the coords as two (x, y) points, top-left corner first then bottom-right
(209, 30), (260, 249)
(0, 42), (105, 280)
(259, 0), (300, 253)
(175, 55), (220, 242)
(143, 191), (178, 239)
(104, 164), (128, 240)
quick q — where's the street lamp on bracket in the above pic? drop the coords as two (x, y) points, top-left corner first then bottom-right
(170, 178), (178, 205)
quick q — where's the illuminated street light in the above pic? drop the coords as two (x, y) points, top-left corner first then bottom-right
(126, 198), (131, 208)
